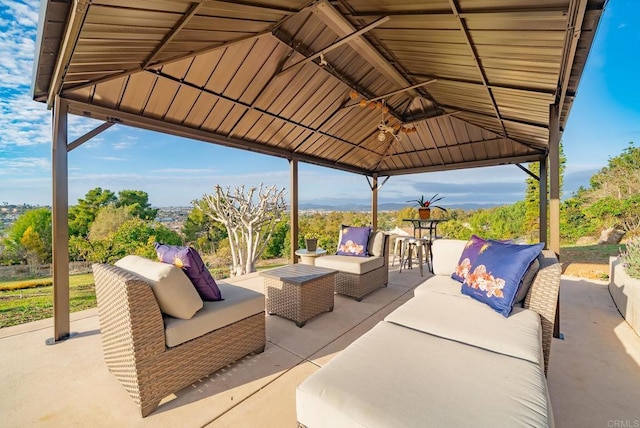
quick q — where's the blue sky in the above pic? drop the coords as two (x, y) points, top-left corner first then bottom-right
(0, 0), (638, 209)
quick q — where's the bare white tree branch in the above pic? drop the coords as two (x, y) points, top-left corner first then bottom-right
(197, 184), (287, 276)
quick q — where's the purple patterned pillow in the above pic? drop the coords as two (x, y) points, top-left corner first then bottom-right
(452, 235), (492, 283)
(460, 241), (544, 317)
(336, 225), (371, 257)
(452, 235), (512, 283)
(154, 243), (223, 301)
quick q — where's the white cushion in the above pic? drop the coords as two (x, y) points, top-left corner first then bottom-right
(367, 231), (386, 257)
(115, 255), (203, 319)
(414, 275), (468, 298)
(164, 282), (264, 347)
(385, 292), (543, 366)
(296, 321), (552, 428)
(315, 254), (384, 275)
(431, 239), (467, 275)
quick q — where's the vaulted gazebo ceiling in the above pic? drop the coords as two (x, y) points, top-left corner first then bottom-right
(33, 0), (605, 177)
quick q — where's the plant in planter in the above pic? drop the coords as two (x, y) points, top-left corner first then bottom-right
(407, 194), (447, 219)
(620, 238), (640, 279)
(304, 235), (318, 252)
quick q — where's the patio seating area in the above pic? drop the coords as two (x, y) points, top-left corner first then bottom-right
(2, 264), (639, 427)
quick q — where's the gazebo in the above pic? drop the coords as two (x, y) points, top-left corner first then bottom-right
(31, 0), (605, 341)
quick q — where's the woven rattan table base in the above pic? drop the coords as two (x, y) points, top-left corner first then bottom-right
(261, 264), (336, 327)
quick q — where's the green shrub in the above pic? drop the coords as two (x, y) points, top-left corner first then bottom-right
(620, 239), (640, 279)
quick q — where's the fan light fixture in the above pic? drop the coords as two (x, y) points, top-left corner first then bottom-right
(349, 91), (418, 143)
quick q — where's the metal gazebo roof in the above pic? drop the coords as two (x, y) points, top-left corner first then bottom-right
(33, 0), (605, 177)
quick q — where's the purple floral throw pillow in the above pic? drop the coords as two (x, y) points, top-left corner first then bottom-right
(459, 241), (544, 317)
(154, 243), (223, 301)
(452, 235), (490, 283)
(336, 225), (371, 257)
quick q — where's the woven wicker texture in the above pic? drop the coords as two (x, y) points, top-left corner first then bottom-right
(262, 264), (336, 327)
(523, 250), (562, 376)
(335, 234), (390, 301)
(92, 263), (266, 417)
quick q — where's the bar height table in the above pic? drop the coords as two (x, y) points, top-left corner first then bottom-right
(401, 219), (447, 273)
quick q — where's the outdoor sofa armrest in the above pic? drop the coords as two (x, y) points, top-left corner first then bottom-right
(523, 250), (562, 375)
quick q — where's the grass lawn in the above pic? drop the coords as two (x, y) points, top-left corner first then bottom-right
(0, 274), (96, 328)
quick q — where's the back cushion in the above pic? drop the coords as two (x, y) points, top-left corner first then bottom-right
(115, 255), (203, 319)
(367, 231), (386, 257)
(431, 239), (468, 275)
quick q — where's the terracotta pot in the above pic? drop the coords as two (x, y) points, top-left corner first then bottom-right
(418, 207), (431, 219)
(305, 238), (318, 252)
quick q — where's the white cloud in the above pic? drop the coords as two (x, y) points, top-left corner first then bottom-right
(0, 156), (49, 173)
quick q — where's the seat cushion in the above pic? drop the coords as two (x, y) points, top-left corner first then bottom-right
(164, 282), (264, 347)
(315, 254), (384, 275)
(296, 321), (552, 428)
(115, 255), (203, 319)
(385, 292), (543, 366)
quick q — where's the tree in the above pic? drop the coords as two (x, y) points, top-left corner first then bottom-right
(69, 187), (116, 237)
(523, 143), (566, 240)
(197, 184), (287, 276)
(5, 207), (52, 264)
(183, 201), (228, 253)
(116, 190), (158, 220)
(72, 218), (183, 263)
(566, 142), (640, 237)
(20, 226), (47, 268)
(88, 205), (134, 241)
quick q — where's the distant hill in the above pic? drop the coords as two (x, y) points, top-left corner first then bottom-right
(298, 202), (502, 212)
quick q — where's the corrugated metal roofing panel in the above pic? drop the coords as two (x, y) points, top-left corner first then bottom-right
(35, 0), (605, 177)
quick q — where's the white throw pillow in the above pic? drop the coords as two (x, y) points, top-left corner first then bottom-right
(115, 255), (203, 319)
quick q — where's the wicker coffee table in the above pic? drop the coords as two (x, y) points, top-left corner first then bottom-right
(260, 264), (337, 327)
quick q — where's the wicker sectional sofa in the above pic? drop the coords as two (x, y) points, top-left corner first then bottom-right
(314, 231), (390, 301)
(297, 239), (562, 427)
(92, 262), (266, 417)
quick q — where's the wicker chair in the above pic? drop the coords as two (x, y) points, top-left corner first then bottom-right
(92, 263), (266, 417)
(316, 232), (390, 301)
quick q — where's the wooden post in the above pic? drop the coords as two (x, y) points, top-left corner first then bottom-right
(49, 95), (70, 343)
(289, 159), (299, 264)
(371, 174), (378, 230)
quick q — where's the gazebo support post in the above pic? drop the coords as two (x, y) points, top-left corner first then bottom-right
(549, 103), (561, 339)
(289, 159), (299, 264)
(48, 95), (72, 344)
(539, 157), (548, 245)
(371, 174), (378, 231)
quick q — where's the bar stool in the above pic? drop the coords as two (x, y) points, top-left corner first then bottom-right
(399, 238), (428, 276)
(391, 235), (408, 267)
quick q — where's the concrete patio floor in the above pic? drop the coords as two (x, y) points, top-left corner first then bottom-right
(2, 266), (640, 427)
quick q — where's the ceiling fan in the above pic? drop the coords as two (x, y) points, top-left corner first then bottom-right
(376, 100), (401, 143)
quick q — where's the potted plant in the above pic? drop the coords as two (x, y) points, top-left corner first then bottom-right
(407, 194), (447, 219)
(305, 235), (318, 252)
